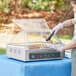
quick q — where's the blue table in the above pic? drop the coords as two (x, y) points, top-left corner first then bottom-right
(0, 55), (71, 76)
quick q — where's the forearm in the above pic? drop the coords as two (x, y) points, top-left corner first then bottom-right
(62, 40), (76, 50)
(51, 18), (76, 36)
(62, 18), (76, 27)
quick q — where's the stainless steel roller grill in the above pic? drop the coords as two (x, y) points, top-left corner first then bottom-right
(6, 19), (65, 61)
(6, 43), (65, 61)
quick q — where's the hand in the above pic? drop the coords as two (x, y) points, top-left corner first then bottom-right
(47, 44), (64, 52)
(56, 46), (64, 52)
(51, 23), (64, 35)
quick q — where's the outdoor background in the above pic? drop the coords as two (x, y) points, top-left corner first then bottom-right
(0, 0), (74, 54)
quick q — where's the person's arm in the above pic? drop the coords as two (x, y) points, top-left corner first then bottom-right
(62, 18), (76, 27)
(51, 18), (76, 34)
(59, 40), (76, 51)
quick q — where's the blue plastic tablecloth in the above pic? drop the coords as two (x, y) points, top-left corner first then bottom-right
(0, 55), (71, 76)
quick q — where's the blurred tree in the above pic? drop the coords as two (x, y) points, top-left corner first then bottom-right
(0, 0), (11, 13)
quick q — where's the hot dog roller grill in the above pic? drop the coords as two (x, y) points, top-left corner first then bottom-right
(6, 19), (65, 61)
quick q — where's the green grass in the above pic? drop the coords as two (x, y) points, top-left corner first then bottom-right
(0, 48), (5, 54)
(57, 35), (73, 40)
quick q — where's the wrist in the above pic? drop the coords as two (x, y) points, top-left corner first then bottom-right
(72, 18), (76, 24)
(58, 23), (64, 30)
